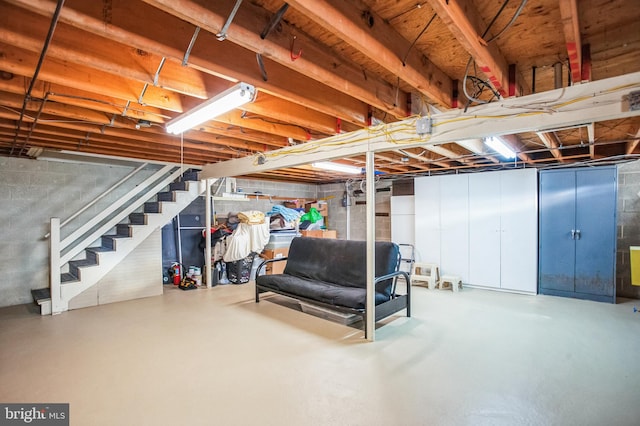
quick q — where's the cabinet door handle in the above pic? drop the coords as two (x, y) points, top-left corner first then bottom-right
(575, 229), (581, 240)
(571, 229), (576, 239)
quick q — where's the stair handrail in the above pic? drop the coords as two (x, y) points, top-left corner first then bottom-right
(44, 162), (149, 239)
(49, 165), (204, 315)
(59, 165), (182, 265)
(49, 165), (190, 314)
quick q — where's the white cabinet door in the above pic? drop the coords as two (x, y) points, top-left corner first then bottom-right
(439, 174), (469, 282)
(391, 196), (415, 247)
(414, 176), (441, 265)
(468, 171), (501, 288)
(414, 169), (537, 294)
(499, 169), (538, 293)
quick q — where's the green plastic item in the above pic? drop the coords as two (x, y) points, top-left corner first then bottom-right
(300, 207), (323, 223)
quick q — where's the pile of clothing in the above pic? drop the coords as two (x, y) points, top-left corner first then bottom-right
(266, 205), (303, 230)
(223, 210), (270, 262)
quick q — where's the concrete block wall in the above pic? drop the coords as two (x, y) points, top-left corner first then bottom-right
(0, 156), (159, 308)
(617, 160), (640, 299)
(317, 180), (392, 241)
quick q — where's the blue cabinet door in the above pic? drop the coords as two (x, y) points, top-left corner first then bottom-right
(539, 170), (577, 292)
(575, 168), (617, 297)
(538, 167), (617, 303)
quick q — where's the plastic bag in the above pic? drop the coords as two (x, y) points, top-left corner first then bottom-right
(300, 207), (322, 224)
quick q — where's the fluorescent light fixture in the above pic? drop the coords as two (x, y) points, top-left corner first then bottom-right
(166, 83), (256, 134)
(312, 161), (362, 174)
(485, 137), (516, 159)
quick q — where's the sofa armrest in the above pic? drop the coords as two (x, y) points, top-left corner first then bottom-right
(374, 270), (411, 297)
(254, 257), (289, 281)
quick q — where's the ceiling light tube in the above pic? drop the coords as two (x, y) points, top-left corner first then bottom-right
(312, 161), (362, 174)
(166, 83), (256, 134)
(485, 136), (516, 159)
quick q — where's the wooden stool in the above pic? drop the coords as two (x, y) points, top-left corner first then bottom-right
(440, 275), (462, 292)
(411, 263), (439, 290)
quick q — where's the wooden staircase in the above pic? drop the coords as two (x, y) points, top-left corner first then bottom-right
(33, 169), (203, 315)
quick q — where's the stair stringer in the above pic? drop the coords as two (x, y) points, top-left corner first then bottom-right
(59, 181), (204, 307)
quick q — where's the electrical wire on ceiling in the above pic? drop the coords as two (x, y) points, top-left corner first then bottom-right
(401, 13), (437, 66)
(252, 80), (640, 167)
(463, 0), (528, 110)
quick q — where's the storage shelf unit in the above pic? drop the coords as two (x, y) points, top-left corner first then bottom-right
(413, 168), (538, 294)
(538, 167), (617, 303)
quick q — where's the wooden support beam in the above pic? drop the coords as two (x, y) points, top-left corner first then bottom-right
(499, 134), (534, 164)
(581, 44), (592, 83)
(0, 89), (288, 150)
(429, 0), (510, 97)
(285, 0), (453, 108)
(393, 149), (446, 169)
(0, 73), (168, 123)
(6, 0), (369, 126)
(425, 145), (472, 165)
(0, 6), (339, 136)
(140, 0), (409, 119)
(372, 153), (417, 172)
(587, 123), (596, 159)
(627, 128), (640, 155)
(559, 0), (582, 85)
(200, 72), (640, 179)
(0, 41), (186, 112)
(536, 131), (564, 161)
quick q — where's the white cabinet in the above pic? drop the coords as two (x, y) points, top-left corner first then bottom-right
(468, 172), (501, 287)
(414, 174), (469, 282)
(499, 169), (538, 292)
(468, 169), (538, 292)
(439, 174), (470, 283)
(414, 176), (442, 267)
(390, 195), (415, 247)
(414, 169), (538, 294)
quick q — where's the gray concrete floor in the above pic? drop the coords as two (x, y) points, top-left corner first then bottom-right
(1, 283), (639, 426)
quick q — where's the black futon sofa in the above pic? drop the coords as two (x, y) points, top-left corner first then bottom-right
(255, 237), (410, 335)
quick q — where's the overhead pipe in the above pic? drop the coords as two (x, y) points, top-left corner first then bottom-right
(17, 92), (50, 156)
(10, 0), (66, 155)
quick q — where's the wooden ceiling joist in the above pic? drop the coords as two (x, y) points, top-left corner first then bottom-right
(0, 5), (343, 137)
(429, 0), (511, 97)
(285, 0), (453, 108)
(0, 0), (638, 181)
(6, 0), (370, 126)
(393, 149), (446, 169)
(201, 72), (640, 178)
(499, 134), (533, 164)
(139, 0), (409, 119)
(559, 0), (582, 85)
(627, 128), (640, 155)
(536, 131), (564, 161)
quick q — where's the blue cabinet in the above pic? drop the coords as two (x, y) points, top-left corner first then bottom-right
(538, 167), (617, 302)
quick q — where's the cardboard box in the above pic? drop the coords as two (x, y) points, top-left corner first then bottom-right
(283, 200), (302, 208)
(300, 230), (337, 239)
(261, 247), (289, 274)
(305, 201), (328, 216)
